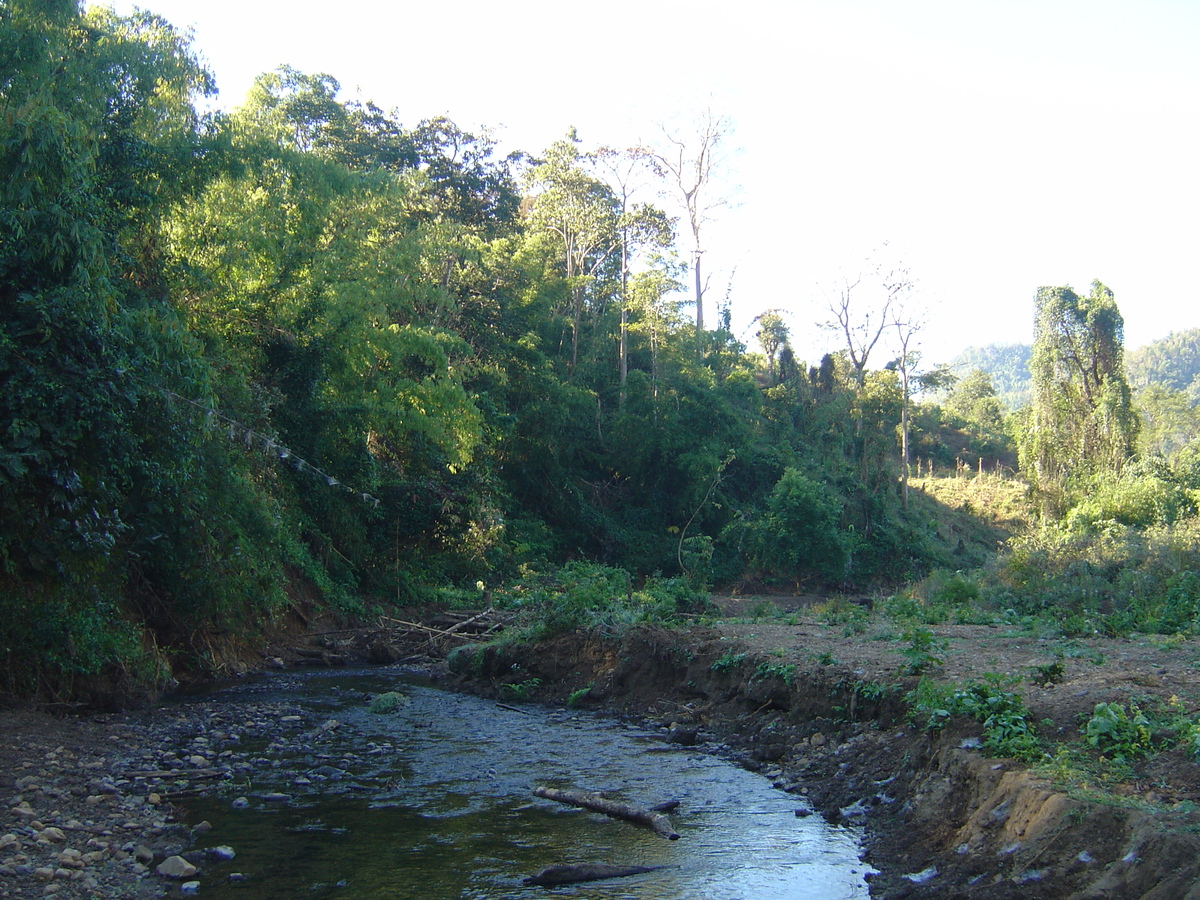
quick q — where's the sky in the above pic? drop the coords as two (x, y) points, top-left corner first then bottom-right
(109, 0), (1200, 367)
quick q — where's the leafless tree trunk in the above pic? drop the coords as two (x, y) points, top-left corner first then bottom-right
(639, 108), (733, 335)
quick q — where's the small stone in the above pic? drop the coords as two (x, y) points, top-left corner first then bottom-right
(39, 827), (66, 843)
(34, 866), (55, 881)
(0, 833), (18, 849)
(147, 793), (162, 806)
(12, 801), (36, 817)
(809, 733), (827, 747)
(261, 792), (291, 803)
(134, 845), (155, 864)
(209, 846), (235, 861)
(230, 797), (249, 809)
(192, 821), (212, 834)
(156, 855), (198, 879)
(181, 881), (200, 894)
(188, 756), (207, 767)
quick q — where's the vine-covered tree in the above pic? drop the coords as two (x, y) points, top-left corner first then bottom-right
(1021, 281), (1138, 486)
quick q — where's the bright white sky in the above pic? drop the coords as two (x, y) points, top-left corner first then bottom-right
(110, 0), (1200, 367)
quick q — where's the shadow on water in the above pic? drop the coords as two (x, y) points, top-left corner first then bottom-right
(176, 668), (873, 899)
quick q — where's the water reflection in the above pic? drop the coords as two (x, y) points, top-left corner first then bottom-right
(181, 669), (872, 899)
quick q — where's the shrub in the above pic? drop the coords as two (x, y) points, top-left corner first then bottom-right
(1085, 701), (1152, 762)
(368, 691), (407, 714)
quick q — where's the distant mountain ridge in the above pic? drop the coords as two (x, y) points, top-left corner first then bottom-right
(948, 328), (1200, 411)
(1126, 328), (1200, 398)
(948, 344), (1032, 410)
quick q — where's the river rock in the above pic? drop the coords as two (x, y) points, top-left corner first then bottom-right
(666, 725), (699, 746)
(156, 855), (198, 878)
(210, 845), (236, 861)
(181, 880), (200, 893)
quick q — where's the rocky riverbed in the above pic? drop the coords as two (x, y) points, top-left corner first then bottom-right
(0, 683), (397, 900)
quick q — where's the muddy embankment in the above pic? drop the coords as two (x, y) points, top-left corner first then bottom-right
(450, 625), (1200, 900)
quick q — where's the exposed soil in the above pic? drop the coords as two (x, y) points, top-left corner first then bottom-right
(451, 596), (1200, 899)
(6, 599), (1200, 898)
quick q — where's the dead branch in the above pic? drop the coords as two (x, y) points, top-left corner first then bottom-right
(533, 786), (680, 840)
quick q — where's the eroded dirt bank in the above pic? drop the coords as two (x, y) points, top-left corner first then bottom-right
(6, 610), (1200, 899)
(451, 626), (1200, 899)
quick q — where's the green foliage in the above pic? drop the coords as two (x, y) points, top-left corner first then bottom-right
(897, 627), (947, 674)
(1021, 281), (1138, 491)
(908, 674), (1041, 760)
(1029, 660), (1066, 684)
(0, 0), (1028, 702)
(491, 563), (703, 638)
(1064, 465), (1195, 531)
(817, 599), (871, 635)
(753, 660), (797, 685)
(566, 683), (593, 707)
(710, 651), (747, 672)
(1085, 702), (1152, 762)
(981, 517), (1200, 636)
(368, 691), (408, 714)
(499, 678), (542, 701)
(735, 468), (848, 584)
(948, 344), (1032, 411)
(1126, 328), (1200, 395)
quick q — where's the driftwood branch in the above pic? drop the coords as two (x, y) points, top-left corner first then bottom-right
(533, 786), (680, 840)
(524, 863), (666, 886)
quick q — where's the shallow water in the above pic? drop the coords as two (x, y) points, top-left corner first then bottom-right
(179, 669), (872, 899)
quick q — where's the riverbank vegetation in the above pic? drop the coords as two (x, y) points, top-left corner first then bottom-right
(5, 1), (1200, 706)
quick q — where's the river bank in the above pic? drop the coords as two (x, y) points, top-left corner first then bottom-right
(446, 610), (1200, 899)
(5, 603), (1200, 898)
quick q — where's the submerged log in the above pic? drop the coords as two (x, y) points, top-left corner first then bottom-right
(532, 786), (680, 840)
(524, 863), (665, 886)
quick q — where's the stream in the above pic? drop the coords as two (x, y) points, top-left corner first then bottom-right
(173, 667), (873, 898)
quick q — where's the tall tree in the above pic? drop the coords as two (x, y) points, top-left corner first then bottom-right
(754, 311), (790, 385)
(889, 306), (924, 510)
(592, 146), (674, 399)
(1021, 280), (1138, 486)
(523, 134), (621, 374)
(639, 108), (733, 333)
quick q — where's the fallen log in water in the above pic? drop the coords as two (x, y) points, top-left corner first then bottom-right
(532, 786), (680, 840)
(524, 863), (666, 886)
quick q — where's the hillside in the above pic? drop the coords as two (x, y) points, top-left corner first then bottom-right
(948, 343), (1032, 409)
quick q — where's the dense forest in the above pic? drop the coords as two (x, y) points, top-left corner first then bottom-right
(5, 2), (1200, 702)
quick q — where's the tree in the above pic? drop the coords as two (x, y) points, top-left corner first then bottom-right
(746, 468), (847, 586)
(524, 134), (622, 374)
(1021, 280), (1138, 486)
(944, 370), (1004, 431)
(754, 311), (790, 385)
(592, 146), (674, 399)
(639, 108), (733, 333)
(823, 251), (914, 387)
(889, 305), (925, 510)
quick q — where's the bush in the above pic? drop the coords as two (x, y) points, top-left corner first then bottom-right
(908, 674), (1041, 760)
(1085, 702), (1152, 762)
(980, 517), (1200, 635)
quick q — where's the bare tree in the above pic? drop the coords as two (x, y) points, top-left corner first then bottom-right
(824, 250), (914, 387)
(890, 305), (927, 510)
(638, 108), (734, 333)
